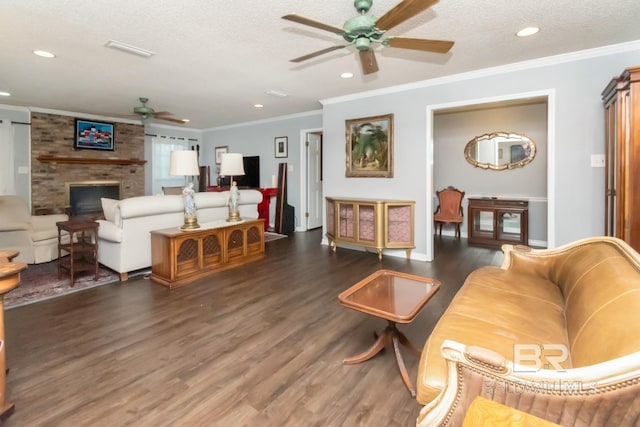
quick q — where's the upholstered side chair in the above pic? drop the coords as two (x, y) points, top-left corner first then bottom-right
(434, 186), (465, 238)
(0, 195), (69, 263)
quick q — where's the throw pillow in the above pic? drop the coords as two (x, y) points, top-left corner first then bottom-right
(101, 198), (118, 222)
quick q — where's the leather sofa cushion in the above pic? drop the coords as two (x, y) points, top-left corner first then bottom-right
(549, 242), (640, 367)
(417, 266), (568, 404)
(101, 198), (118, 222)
(96, 220), (123, 243)
(117, 195), (184, 221)
(193, 191), (228, 208)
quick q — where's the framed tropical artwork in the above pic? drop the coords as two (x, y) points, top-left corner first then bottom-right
(345, 113), (393, 177)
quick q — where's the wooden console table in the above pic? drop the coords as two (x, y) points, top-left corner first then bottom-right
(467, 197), (529, 248)
(326, 197), (415, 260)
(150, 219), (265, 288)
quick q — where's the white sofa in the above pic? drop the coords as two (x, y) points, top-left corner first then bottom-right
(0, 195), (69, 264)
(97, 190), (262, 280)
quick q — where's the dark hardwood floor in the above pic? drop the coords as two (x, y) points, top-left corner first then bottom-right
(4, 229), (502, 427)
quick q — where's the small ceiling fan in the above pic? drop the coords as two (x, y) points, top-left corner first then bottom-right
(131, 97), (188, 124)
(282, 0), (454, 75)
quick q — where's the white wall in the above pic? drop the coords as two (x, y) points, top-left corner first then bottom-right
(202, 111), (322, 230)
(322, 46), (640, 260)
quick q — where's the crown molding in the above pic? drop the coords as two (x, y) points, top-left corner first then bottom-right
(321, 40), (640, 105)
(204, 109), (322, 132)
(0, 103), (30, 112)
(28, 106), (143, 125)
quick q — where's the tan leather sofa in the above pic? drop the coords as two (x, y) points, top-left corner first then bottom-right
(417, 236), (640, 426)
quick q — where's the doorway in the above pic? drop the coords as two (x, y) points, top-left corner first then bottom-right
(426, 89), (556, 260)
(299, 128), (323, 231)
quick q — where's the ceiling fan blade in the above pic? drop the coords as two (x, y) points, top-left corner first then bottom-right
(282, 14), (344, 34)
(290, 45), (346, 63)
(151, 111), (172, 116)
(375, 0), (439, 31)
(155, 116), (188, 124)
(386, 37), (454, 53)
(359, 50), (379, 75)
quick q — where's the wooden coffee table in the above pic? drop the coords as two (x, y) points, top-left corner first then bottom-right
(338, 269), (441, 397)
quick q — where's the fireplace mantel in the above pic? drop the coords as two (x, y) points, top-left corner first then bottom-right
(37, 155), (146, 166)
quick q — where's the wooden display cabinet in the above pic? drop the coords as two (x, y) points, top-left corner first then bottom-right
(150, 219), (265, 288)
(467, 198), (529, 248)
(602, 65), (640, 252)
(325, 197), (415, 260)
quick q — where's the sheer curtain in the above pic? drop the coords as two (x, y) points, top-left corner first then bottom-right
(151, 137), (189, 195)
(0, 120), (15, 195)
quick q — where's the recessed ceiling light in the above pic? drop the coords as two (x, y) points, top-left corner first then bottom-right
(33, 50), (55, 58)
(516, 27), (540, 37)
(105, 40), (155, 57)
(254, 104), (264, 108)
(340, 72), (354, 79)
(0, 91), (10, 97)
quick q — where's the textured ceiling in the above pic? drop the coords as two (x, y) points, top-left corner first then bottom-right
(2, 0), (640, 129)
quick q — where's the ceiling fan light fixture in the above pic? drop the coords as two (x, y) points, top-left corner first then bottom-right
(516, 27), (540, 37)
(355, 37), (371, 51)
(283, 0), (452, 75)
(105, 40), (155, 57)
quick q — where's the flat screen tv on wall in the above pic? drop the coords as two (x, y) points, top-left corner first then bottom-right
(219, 156), (260, 188)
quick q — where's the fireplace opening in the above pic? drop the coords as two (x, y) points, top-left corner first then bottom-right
(65, 180), (122, 216)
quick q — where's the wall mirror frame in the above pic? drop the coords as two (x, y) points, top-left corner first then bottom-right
(464, 131), (536, 170)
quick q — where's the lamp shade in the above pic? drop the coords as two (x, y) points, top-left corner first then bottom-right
(219, 153), (245, 176)
(169, 150), (200, 176)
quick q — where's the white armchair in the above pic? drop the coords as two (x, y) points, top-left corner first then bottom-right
(0, 195), (68, 264)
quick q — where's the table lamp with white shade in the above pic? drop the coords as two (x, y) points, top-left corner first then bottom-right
(220, 153), (245, 222)
(169, 150), (200, 230)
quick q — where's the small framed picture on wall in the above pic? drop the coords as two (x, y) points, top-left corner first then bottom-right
(214, 146), (228, 164)
(275, 136), (288, 158)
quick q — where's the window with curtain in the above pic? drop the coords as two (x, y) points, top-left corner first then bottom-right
(151, 137), (189, 195)
(0, 120), (15, 195)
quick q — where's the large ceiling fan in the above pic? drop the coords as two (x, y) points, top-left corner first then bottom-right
(282, 0), (454, 75)
(131, 97), (188, 124)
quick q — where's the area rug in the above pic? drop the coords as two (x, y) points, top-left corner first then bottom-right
(265, 232), (287, 242)
(5, 259), (120, 309)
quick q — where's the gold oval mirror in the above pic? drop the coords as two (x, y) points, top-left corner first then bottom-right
(464, 131), (536, 170)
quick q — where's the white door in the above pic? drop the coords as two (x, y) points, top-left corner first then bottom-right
(306, 132), (323, 229)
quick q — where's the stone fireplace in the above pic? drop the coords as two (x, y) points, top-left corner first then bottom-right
(65, 180), (122, 216)
(30, 112), (145, 215)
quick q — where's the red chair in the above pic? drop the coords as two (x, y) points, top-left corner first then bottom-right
(434, 186), (465, 238)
